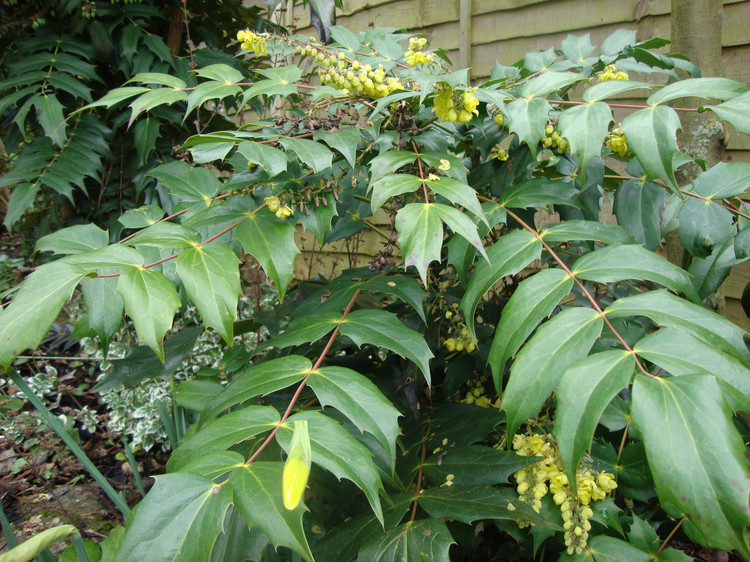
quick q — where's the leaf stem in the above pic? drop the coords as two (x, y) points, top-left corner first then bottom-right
(409, 427), (429, 522)
(655, 517), (684, 557)
(245, 289), (362, 465)
(411, 141), (430, 204)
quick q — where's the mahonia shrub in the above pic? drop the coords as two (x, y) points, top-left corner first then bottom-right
(2, 25), (750, 560)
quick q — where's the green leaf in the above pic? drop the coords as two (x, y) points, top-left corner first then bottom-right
(176, 244), (240, 344)
(521, 71), (583, 97)
(340, 309), (433, 383)
(0, 262), (88, 370)
(677, 197), (733, 258)
(128, 222), (202, 249)
(420, 152), (468, 182)
(257, 312), (340, 351)
(329, 25), (361, 51)
(613, 179), (665, 250)
(278, 411), (384, 523)
(113, 473), (232, 562)
(94, 327), (201, 392)
(361, 275), (427, 323)
(235, 211), (299, 300)
(426, 177), (487, 224)
(308, 366), (401, 470)
(357, 519), (454, 562)
(621, 105), (682, 189)
(500, 178), (580, 209)
(36, 224), (109, 255)
(421, 445), (539, 486)
(314, 128), (361, 167)
(178, 451), (245, 481)
(428, 403), (503, 449)
(557, 101), (612, 177)
(167, 406), (280, 471)
(185, 81), (241, 116)
(200, 356), (311, 424)
(60, 245), (145, 270)
(116, 266), (181, 362)
(4, 183), (40, 230)
(369, 174), (423, 214)
(502, 307), (603, 439)
(133, 117), (161, 167)
(129, 88), (188, 127)
(540, 220), (635, 245)
(194, 64), (244, 83)
(631, 374), (750, 559)
(173, 380), (223, 412)
(582, 80), (655, 102)
(572, 244), (700, 303)
(148, 161), (221, 203)
(605, 290), (750, 367)
(118, 205), (165, 229)
(188, 141), (233, 164)
(79, 86), (150, 111)
(691, 162), (750, 199)
(80, 274), (123, 356)
(432, 204), (488, 262)
(505, 97), (551, 156)
(229, 462), (313, 561)
(300, 193), (338, 246)
(418, 485), (557, 528)
(705, 91), (750, 135)
(236, 141), (288, 178)
(279, 137), (332, 172)
(368, 151), (417, 184)
(461, 230), (542, 340)
(129, 73), (187, 89)
(245, 66), (301, 99)
(395, 203), (442, 286)
(313, 494), (412, 562)
(33, 93), (67, 146)
(488, 268), (573, 382)
(648, 77), (747, 105)
(554, 350), (635, 488)
(578, 535), (651, 561)
(633, 327), (750, 412)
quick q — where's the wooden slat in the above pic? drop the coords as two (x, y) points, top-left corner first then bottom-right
(723, 0), (750, 47)
(722, 45), (750, 86)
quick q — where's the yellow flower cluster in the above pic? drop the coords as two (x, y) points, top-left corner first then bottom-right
(490, 146), (509, 161)
(405, 36), (435, 67)
(264, 195), (294, 220)
(461, 374), (498, 408)
(433, 86), (480, 123)
(444, 326), (475, 353)
(598, 64), (629, 82)
(512, 431), (617, 555)
(542, 123), (569, 154)
(494, 113), (505, 127)
(605, 127), (628, 157)
(297, 45), (403, 99)
(237, 29), (268, 55)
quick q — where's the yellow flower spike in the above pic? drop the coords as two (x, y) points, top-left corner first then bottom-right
(282, 419), (312, 510)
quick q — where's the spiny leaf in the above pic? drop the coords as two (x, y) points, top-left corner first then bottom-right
(127, 222), (202, 249)
(200, 356), (311, 424)
(606, 290), (750, 367)
(279, 137), (332, 173)
(621, 105), (682, 189)
(488, 268), (573, 384)
(147, 161), (221, 203)
(425, 177), (487, 224)
(175, 244), (241, 345)
(114, 474), (232, 562)
(705, 91), (750, 135)
(36, 224), (109, 255)
(572, 244), (700, 303)
(631, 374), (750, 559)
(557, 101), (612, 178)
(505, 97), (551, 157)
(432, 204), (488, 263)
(340, 309), (433, 384)
(503, 307), (603, 439)
(461, 230), (542, 341)
(314, 128), (362, 168)
(554, 350), (635, 489)
(0, 261), (88, 370)
(167, 406), (280, 471)
(647, 77), (747, 106)
(235, 211), (299, 300)
(229, 462), (313, 561)
(421, 445), (539, 486)
(116, 266), (181, 362)
(613, 179), (665, 250)
(357, 519), (454, 562)
(540, 220), (635, 245)
(369, 174), (423, 214)
(395, 203), (442, 287)
(278, 411), (384, 523)
(236, 141), (288, 178)
(308, 366), (401, 471)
